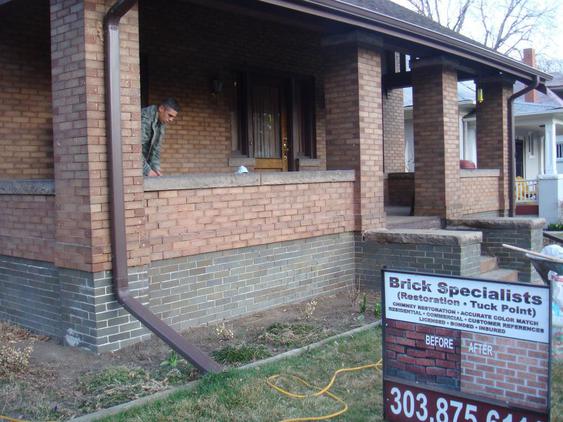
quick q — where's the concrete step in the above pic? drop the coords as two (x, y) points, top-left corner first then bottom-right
(480, 268), (519, 282)
(386, 216), (443, 230)
(479, 256), (498, 274)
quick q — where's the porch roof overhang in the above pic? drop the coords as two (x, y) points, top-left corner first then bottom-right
(257, 0), (552, 86)
(2, 0), (553, 86)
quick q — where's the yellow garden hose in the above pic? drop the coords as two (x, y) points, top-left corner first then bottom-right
(0, 416), (28, 422)
(267, 359), (383, 422)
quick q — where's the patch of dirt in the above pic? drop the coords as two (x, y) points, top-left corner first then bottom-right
(0, 289), (380, 421)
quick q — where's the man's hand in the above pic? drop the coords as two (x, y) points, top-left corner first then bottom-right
(148, 169), (161, 177)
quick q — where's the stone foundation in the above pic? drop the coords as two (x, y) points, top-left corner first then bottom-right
(360, 229), (482, 287)
(2, 220), (547, 353)
(0, 255), (60, 338)
(1, 233), (355, 352)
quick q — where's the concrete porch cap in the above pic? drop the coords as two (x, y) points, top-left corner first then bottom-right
(363, 229), (482, 246)
(0, 179), (54, 195)
(448, 217), (546, 229)
(144, 170), (355, 191)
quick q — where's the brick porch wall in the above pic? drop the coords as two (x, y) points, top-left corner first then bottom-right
(144, 178), (356, 261)
(140, 1), (327, 174)
(0, 194), (55, 263)
(459, 171), (500, 215)
(0, 0), (53, 179)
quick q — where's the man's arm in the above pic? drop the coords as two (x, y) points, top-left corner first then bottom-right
(141, 107), (154, 176)
(143, 159), (152, 176)
(147, 125), (164, 175)
(148, 136), (162, 175)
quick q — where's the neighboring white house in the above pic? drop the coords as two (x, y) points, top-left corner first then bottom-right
(403, 80), (563, 221)
(402, 48), (563, 222)
(404, 81), (563, 175)
(404, 81), (477, 172)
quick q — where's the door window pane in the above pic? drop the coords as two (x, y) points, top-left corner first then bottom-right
(250, 84), (281, 158)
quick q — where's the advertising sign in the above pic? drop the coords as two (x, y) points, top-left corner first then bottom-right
(382, 270), (551, 422)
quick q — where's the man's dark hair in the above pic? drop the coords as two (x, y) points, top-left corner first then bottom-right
(160, 97), (181, 112)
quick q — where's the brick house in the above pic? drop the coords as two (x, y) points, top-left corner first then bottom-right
(0, 0), (551, 367)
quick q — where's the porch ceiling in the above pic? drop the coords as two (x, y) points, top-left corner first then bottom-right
(169, 0), (541, 88)
(252, 0), (551, 85)
(516, 122), (563, 136)
(516, 112), (563, 131)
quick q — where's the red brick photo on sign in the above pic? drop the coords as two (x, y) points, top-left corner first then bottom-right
(385, 320), (461, 390)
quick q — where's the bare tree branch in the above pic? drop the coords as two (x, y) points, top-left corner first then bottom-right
(451, 0), (473, 32)
(402, 0), (558, 57)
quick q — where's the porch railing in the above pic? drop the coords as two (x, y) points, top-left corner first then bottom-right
(515, 177), (538, 202)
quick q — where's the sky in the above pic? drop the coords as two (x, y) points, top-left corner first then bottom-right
(390, 0), (563, 65)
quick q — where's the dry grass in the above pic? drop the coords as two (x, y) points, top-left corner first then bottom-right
(98, 327), (383, 422)
(0, 322), (37, 379)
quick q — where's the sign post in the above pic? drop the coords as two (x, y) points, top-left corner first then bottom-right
(382, 269), (551, 422)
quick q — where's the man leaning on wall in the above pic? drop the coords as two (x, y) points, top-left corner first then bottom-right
(141, 98), (181, 177)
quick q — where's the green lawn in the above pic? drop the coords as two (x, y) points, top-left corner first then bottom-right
(98, 327), (563, 422)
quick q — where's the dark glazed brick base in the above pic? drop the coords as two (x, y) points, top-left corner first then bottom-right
(0, 255), (60, 338)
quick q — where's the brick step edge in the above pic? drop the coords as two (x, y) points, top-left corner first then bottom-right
(479, 256), (498, 274)
(480, 268), (519, 282)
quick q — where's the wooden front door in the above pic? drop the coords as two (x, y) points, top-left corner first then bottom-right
(247, 76), (289, 172)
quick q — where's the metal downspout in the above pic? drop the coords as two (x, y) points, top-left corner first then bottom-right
(103, 0), (221, 374)
(507, 76), (540, 217)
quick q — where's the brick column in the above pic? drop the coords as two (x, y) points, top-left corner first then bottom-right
(50, 0), (150, 350)
(323, 32), (385, 231)
(475, 79), (512, 213)
(50, 0), (146, 273)
(412, 60), (460, 218)
(383, 89), (406, 173)
(50, 0), (94, 271)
